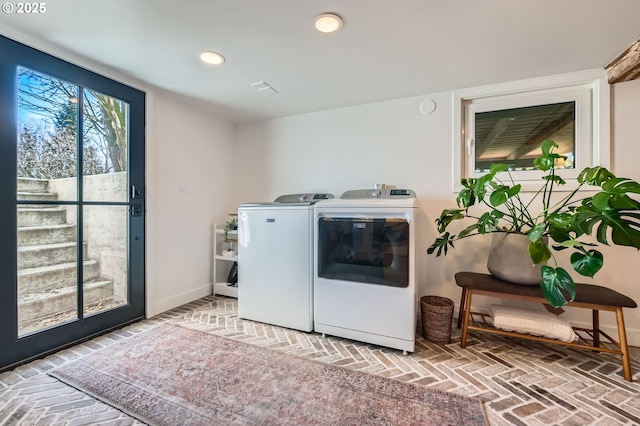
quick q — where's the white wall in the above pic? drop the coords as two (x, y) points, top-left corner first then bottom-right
(147, 89), (236, 315)
(236, 80), (640, 346)
(607, 79), (640, 342)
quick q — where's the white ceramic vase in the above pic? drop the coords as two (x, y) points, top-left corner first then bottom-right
(486, 232), (546, 285)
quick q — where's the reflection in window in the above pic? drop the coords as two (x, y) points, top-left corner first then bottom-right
(17, 67), (79, 183)
(474, 102), (576, 173)
(83, 89), (129, 202)
(83, 88), (128, 175)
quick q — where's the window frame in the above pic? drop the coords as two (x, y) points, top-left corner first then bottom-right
(452, 69), (610, 192)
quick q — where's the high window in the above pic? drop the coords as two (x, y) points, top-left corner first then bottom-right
(453, 70), (610, 191)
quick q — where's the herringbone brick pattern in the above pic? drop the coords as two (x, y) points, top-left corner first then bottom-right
(1, 295), (639, 425)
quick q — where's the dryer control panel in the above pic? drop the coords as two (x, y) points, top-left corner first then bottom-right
(340, 188), (416, 199)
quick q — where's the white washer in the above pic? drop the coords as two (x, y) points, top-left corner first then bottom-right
(314, 188), (417, 353)
(237, 193), (333, 332)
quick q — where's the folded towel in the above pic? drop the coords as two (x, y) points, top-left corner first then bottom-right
(489, 304), (578, 343)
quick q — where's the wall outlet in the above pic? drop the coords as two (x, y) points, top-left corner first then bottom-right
(178, 183), (190, 193)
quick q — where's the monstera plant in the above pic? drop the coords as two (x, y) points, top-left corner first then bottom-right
(428, 139), (640, 307)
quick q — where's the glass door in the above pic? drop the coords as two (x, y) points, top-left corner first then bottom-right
(1, 35), (145, 369)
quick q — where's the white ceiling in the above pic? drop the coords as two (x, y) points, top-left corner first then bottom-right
(2, 0), (640, 124)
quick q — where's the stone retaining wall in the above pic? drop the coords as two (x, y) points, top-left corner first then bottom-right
(48, 172), (128, 300)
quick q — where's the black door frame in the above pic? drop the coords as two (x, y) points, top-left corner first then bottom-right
(0, 35), (146, 370)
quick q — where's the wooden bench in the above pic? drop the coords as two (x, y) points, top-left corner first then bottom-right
(455, 271), (637, 381)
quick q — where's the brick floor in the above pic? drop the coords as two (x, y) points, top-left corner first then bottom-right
(1, 295), (639, 425)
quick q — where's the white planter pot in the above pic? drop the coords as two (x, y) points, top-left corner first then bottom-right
(486, 232), (546, 285)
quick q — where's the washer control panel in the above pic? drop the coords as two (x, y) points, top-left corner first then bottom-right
(273, 193), (334, 204)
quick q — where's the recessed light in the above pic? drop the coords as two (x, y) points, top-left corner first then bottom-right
(313, 13), (343, 33)
(199, 51), (225, 65)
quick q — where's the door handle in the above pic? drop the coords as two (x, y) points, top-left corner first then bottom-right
(130, 184), (143, 200)
(130, 204), (143, 217)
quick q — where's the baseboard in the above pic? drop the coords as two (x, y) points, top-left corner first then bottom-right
(151, 283), (212, 316)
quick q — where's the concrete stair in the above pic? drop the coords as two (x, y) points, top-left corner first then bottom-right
(17, 191), (59, 202)
(17, 178), (115, 330)
(18, 260), (101, 295)
(18, 208), (68, 226)
(18, 224), (78, 247)
(18, 242), (83, 270)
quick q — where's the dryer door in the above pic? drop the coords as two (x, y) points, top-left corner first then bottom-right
(317, 217), (409, 288)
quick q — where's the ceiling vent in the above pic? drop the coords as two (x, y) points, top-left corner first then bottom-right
(250, 81), (279, 94)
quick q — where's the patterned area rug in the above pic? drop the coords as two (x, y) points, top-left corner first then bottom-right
(49, 324), (487, 425)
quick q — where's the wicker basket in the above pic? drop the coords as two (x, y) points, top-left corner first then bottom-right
(420, 295), (454, 344)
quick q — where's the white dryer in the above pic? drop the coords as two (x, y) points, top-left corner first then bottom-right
(314, 188), (417, 353)
(237, 193), (333, 332)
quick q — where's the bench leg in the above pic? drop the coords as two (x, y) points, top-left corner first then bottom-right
(592, 309), (600, 348)
(615, 307), (633, 382)
(460, 290), (473, 348)
(457, 287), (467, 329)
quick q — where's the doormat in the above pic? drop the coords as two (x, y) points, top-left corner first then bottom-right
(49, 324), (487, 425)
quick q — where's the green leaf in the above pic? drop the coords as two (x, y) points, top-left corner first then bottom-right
(456, 186), (476, 208)
(602, 176), (640, 194)
(457, 223), (479, 238)
(592, 191), (640, 210)
(542, 174), (566, 185)
(489, 163), (512, 174)
(577, 166), (615, 186)
(435, 209), (465, 233)
(554, 239), (587, 248)
(547, 224), (573, 244)
(534, 140), (559, 171)
(489, 183), (521, 207)
(534, 155), (554, 171)
(427, 232), (454, 256)
(570, 250), (603, 278)
(475, 168), (510, 203)
(529, 239), (551, 264)
(477, 211), (501, 233)
(540, 139), (557, 156)
(489, 186), (509, 206)
(590, 178), (640, 211)
(547, 212), (573, 229)
(507, 184), (521, 197)
(575, 202), (640, 249)
(540, 266), (576, 307)
(528, 223), (546, 242)
(473, 177), (489, 202)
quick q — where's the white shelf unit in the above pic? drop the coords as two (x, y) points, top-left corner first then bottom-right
(213, 222), (238, 298)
